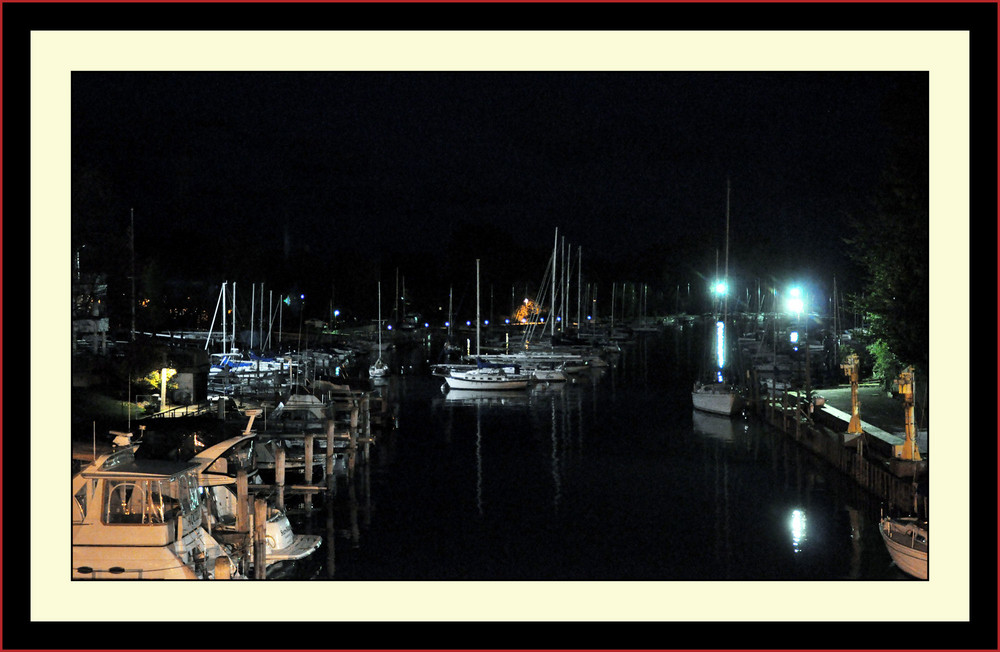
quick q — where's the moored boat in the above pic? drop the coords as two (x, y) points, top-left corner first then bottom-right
(369, 281), (390, 380)
(692, 381), (744, 416)
(72, 447), (241, 579)
(878, 515), (928, 579)
(444, 361), (532, 391)
(191, 432), (322, 569)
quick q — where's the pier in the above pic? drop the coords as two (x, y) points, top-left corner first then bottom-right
(748, 371), (928, 519)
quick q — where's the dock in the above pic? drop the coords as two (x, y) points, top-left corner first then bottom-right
(749, 376), (928, 518)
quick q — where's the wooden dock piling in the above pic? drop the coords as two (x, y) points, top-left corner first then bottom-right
(275, 446), (286, 510)
(253, 497), (267, 579)
(304, 433), (314, 510)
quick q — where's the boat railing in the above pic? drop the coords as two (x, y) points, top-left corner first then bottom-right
(145, 402), (216, 419)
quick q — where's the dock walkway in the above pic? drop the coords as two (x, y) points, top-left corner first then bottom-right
(812, 384), (928, 457)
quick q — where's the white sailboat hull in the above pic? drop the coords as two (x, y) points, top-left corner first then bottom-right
(444, 369), (531, 390)
(692, 383), (744, 416)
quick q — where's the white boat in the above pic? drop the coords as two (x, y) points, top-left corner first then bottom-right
(879, 516), (928, 579)
(210, 350), (288, 378)
(692, 381), (744, 416)
(191, 432), (322, 568)
(269, 387), (329, 431)
(257, 387), (348, 475)
(444, 363), (532, 390)
(691, 180), (743, 418)
(443, 260), (533, 391)
(72, 446), (241, 579)
(531, 362), (567, 382)
(369, 281), (390, 379)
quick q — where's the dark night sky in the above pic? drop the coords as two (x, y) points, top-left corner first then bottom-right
(71, 69), (927, 318)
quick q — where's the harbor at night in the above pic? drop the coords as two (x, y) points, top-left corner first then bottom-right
(67, 61), (933, 584)
(17, 16), (983, 635)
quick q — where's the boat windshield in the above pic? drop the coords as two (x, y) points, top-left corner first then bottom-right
(102, 472), (200, 525)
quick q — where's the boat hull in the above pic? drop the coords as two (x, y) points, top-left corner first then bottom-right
(445, 376), (531, 390)
(879, 517), (928, 579)
(444, 371), (531, 390)
(692, 384), (744, 416)
(72, 525), (233, 579)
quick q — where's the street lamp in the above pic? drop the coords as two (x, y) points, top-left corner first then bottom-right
(786, 287), (804, 318)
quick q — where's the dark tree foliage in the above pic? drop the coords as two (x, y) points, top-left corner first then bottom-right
(845, 76), (929, 376)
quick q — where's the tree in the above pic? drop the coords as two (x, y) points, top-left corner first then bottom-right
(845, 77), (929, 379)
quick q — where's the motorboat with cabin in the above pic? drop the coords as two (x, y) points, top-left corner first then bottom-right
(72, 446), (240, 579)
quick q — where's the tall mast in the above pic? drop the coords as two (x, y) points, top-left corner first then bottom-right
(232, 282), (237, 353)
(206, 282), (224, 350)
(476, 259), (481, 357)
(250, 283), (255, 351)
(561, 236), (567, 332)
(723, 178), (731, 326)
(577, 246), (582, 329)
(551, 228), (558, 338)
(222, 282), (227, 354)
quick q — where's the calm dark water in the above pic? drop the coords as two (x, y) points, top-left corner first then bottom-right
(287, 327), (906, 581)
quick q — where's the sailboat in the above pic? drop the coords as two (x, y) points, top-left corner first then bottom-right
(878, 514), (928, 579)
(443, 260), (532, 391)
(692, 180), (745, 417)
(369, 281), (389, 380)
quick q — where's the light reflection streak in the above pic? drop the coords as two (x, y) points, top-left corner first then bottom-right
(790, 508), (807, 553)
(476, 402), (483, 516)
(551, 397), (561, 512)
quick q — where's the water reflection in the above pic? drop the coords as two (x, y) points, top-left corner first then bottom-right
(692, 409), (742, 443)
(291, 331), (902, 580)
(790, 508), (807, 554)
(443, 388), (533, 407)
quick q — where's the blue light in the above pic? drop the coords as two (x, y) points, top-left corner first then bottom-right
(424, 323), (429, 328)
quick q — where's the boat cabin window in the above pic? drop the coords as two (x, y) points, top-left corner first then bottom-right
(72, 482), (91, 522)
(103, 476), (197, 525)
